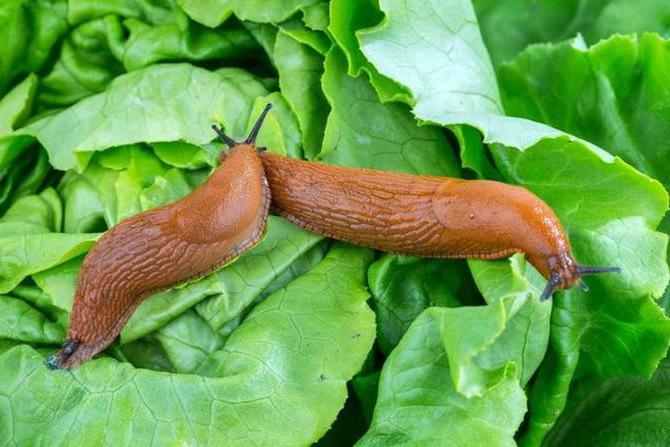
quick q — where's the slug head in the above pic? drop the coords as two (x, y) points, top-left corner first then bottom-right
(500, 186), (621, 302)
(539, 252), (620, 302)
(212, 103), (272, 158)
(47, 340), (87, 370)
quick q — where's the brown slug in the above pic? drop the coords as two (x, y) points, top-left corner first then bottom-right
(50, 103), (618, 369)
(49, 105), (274, 369)
(258, 152), (619, 301)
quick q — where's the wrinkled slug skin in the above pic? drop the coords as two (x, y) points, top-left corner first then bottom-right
(260, 152), (571, 281)
(58, 145), (270, 368)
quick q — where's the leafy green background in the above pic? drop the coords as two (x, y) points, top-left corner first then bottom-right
(1, 0), (669, 445)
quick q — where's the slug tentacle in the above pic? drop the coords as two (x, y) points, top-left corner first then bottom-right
(539, 263), (619, 302)
(540, 273), (562, 302)
(212, 103), (272, 157)
(578, 279), (589, 292)
(245, 103), (273, 145)
(211, 124), (237, 148)
(577, 265), (621, 275)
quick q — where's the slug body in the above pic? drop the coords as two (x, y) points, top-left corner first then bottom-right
(260, 153), (614, 298)
(51, 104), (618, 369)
(53, 107), (275, 369)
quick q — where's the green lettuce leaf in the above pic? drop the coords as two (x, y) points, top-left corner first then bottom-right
(32, 256), (84, 312)
(22, 64), (269, 171)
(273, 31), (329, 159)
(277, 15), (331, 55)
(5, 284), (69, 333)
(130, 309), (226, 374)
(58, 160), (121, 232)
(57, 145), (176, 229)
(0, 146), (51, 214)
(368, 254), (477, 355)
(524, 216), (670, 446)
(231, 0), (320, 24)
(301, 2), (328, 31)
(544, 357), (670, 446)
(357, 0), (670, 443)
(244, 22), (279, 64)
(179, 0), (319, 27)
(0, 74), (48, 213)
(124, 239), (328, 374)
(359, 307), (526, 446)
(0, 73), (36, 133)
(37, 15), (125, 109)
(0, 0), (68, 96)
(469, 255), (553, 386)
(191, 217), (323, 332)
(362, 255), (553, 443)
(67, 0), (175, 25)
(0, 244), (375, 446)
(0, 189), (99, 293)
(177, 0), (235, 28)
(122, 15), (258, 72)
(106, 145), (170, 222)
(320, 47), (459, 176)
(0, 293), (64, 344)
(328, 0), (411, 103)
(499, 33), (670, 189)
(474, 0), (670, 66)
(150, 141), (215, 169)
(39, 1), (259, 108)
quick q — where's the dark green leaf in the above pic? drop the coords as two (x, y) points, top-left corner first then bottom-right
(320, 47), (459, 176)
(359, 307), (526, 446)
(474, 0), (670, 66)
(22, 64), (269, 171)
(499, 33), (670, 189)
(0, 0), (67, 96)
(368, 254), (476, 355)
(274, 32), (329, 159)
(544, 357), (670, 446)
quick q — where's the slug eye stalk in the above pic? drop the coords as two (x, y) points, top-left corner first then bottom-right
(577, 265), (621, 275)
(539, 264), (621, 302)
(245, 103), (272, 145)
(539, 272), (562, 302)
(211, 124), (237, 148)
(212, 103), (273, 148)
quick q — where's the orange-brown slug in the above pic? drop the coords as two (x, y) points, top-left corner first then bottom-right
(50, 104), (619, 369)
(49, 105), (274, 369)
(258, 152), (618, 301)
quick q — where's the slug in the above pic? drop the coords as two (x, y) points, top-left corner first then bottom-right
(49, 105), (274, 369)
(258, 152), (619, 301)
